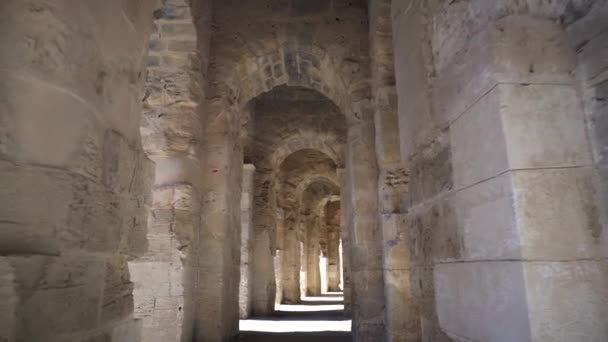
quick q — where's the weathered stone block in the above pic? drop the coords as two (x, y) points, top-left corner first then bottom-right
(450, 85), (509, 189)
(435, 261), (530, 342)
(381, 214), (411, 270)
(407, 197), (461, 265)
(101, 257), (135, 323)
(350, 269), (385, 324)
(501, 84), (591, 169)
(0, 162), (71, 255)
(408, 133), (453, 205)
(103, 130), (137, 194)
(383, 269), (421, 342)
(65, 177), (124, 253)
(512, 168), (605, 259)
(524, 260), (608, 342)
(0, 258), (17, 342)
(19, 286), (101, 340)
(0, 75), (104, 176)
(453, 173), (520, 261)
(434, 15), (575, 127)
(161, 23), (196, 38)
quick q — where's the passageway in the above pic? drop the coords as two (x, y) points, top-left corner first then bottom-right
(237, 293), (351, 342)
(2, 1), (607, 342)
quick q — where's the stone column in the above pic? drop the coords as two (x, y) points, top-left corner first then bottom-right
(251, 171), (277, 315)
(239, 164), (255, 318)
(282, 216), (301, 303)
(326, 228), (342, 292)
(346, 112), (386, 341)
(338, 168), (352, 316)
(370, 1), (421, 340)
(305, 214), (322, 296)
(196, 102), (242, 341)
(393, 2), (608, 340)
(129, 2), (207, 340)
(0, 1), (156, 341)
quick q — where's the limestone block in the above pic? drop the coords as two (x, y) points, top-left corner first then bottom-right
(103, 130), (137, 194)
(450, 86), (509, 189)
(0, 162), (71, 255)
(407, 198), (461, 265)
(451, 84), (591, 189)
(524, 260), (608, 342)
(350, 269), (385, 324)
(434, 261), (531, 342)
(353, 323), (385, 342)
(152, 155), (202, 188)
(512, 168), (605, 259)
(453, 173), (520, 261)
(129, 261), (172, 296)
(431, 0), (528, 73)
(0, 259), (17, 342)
(408, 134), (453, 205)
(573, 30), (608, 83)
(141, 106), (202, 156)
(392, 4), (437, 160)
(0, 74), (104, 176)
(19, 286), (101, 340)
(526, 0), (598, 23)
(65, 177), (125, 253)
(101, 256), (135, 323)
(383, 269), (421, 342)
(583, 77), (608, 166)
(381, 214), (411, 270)
(567, 1), (608, 50)
(501, 84), (591, 169)
(111, 319), (143, 342)
(433, 15), (575, 127)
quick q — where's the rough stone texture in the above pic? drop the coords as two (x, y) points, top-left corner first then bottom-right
(393, 0), (608, 341)
(129, 1), (210, 341)
(0, 1), (156, 341)
(4, 1), (608, 342)
(568, 0), (608, 266)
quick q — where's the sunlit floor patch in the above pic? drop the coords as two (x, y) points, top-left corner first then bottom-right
(275, 303), (344, 312)
(239, 294), (351, 333)
(239, 319), (351, 333)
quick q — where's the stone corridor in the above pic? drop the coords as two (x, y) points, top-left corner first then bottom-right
(1, 1), (607, 342)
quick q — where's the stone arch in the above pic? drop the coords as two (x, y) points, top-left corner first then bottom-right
(270, 135), (345, 170)
(296, 175), (341, 209)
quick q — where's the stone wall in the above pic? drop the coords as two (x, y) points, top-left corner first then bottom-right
(568, 0), (608, 266)
(0, 1), (157, 341)
(128, 0), (209, 341)
(392, 0), (608, 341)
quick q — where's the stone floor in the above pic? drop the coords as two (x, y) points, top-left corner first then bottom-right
(236, 294), (352, 342)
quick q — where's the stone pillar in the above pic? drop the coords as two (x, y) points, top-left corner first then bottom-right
(305, 214), (322, 296)
(239, 164), (255, 318)
(370, 1), (421, 340)
(282, 217), (301, 303)
(326, 228), (342, 292)
(251, 171), (277, 315)
(196, 102), (242, 341)
(0, 1), (156, 341)
(346, 111), (386, 341)
(393, 2), (608, 340)
(568, 0), (608, 279)
(338, 168), (352, 316)
(129, 1), (207, 340)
